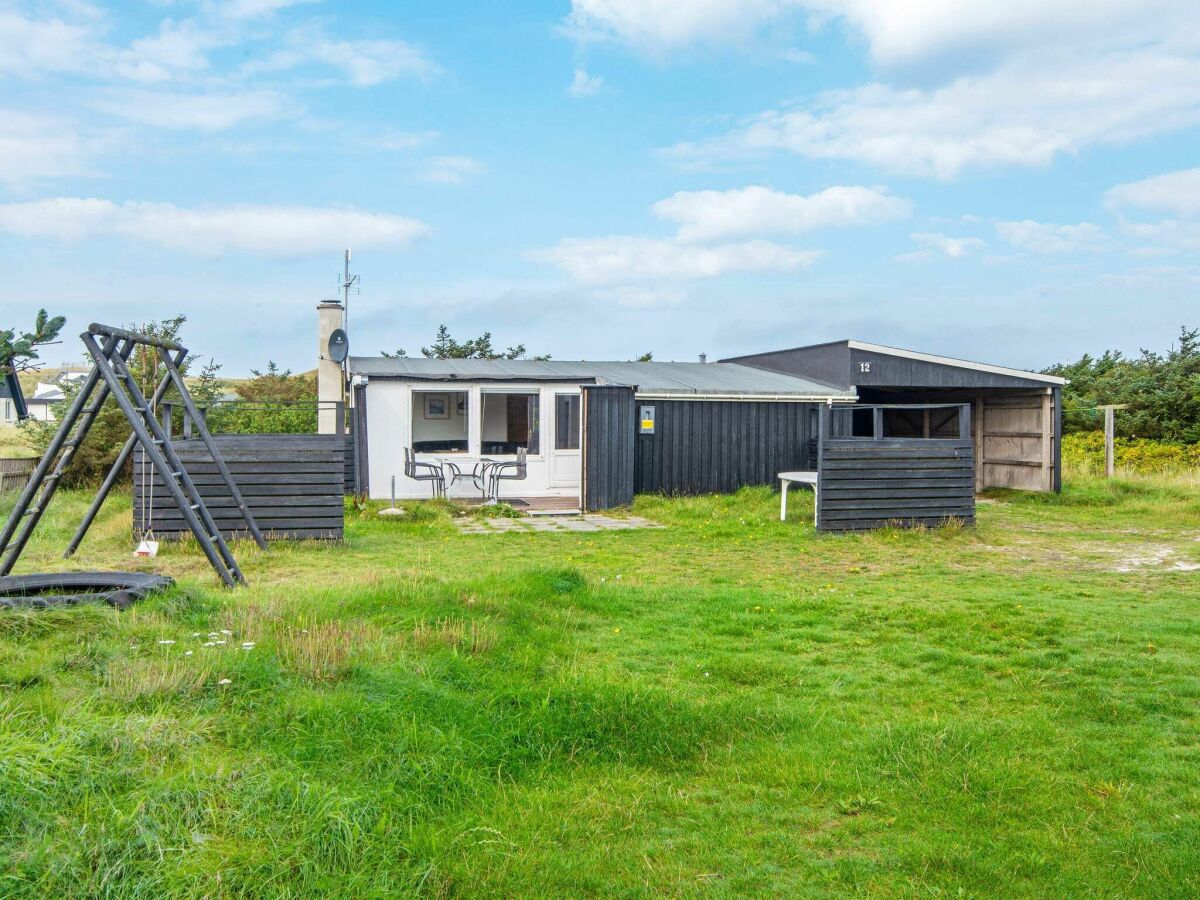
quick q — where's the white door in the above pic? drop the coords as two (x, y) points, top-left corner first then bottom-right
(549, 392), (582, 489)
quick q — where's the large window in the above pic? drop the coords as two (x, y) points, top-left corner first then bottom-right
(555, 394), (581, 450)
(482, 391), (540, 454)
(411, 390), (468, 453)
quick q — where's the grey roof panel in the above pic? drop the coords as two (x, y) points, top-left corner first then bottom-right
(347, 356), (852, 398)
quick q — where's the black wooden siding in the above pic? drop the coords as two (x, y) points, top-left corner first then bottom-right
(133, 434), (345, 540)
(816, 404), (976, 531)
(343, 385), (369, 495)
(634, 400), (817, 496)
(581, 385), (636, 511)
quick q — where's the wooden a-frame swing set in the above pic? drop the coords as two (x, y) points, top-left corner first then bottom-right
(0, 323), (266, 588)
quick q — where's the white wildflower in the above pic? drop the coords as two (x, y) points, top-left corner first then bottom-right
(217, 678), (231, 685)
(220, 629), (232, 636)
(185, 650), (194, 656)
(157, 639), (175, 645)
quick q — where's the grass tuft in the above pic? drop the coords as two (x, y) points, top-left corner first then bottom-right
(277, 619), (381, 681)
(409, 616), (498, 655)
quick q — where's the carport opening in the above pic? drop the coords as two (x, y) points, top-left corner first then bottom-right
(882, 406), (961, 439)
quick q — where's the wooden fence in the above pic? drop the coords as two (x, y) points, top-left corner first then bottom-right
(0, 457), (35, 493)
(133, 434), (345, 541)
(816, 404), (976, 531)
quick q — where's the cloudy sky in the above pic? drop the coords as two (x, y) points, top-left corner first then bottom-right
(3, 1), (1198, 374)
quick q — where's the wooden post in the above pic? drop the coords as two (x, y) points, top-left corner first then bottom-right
(974, 393), (985, 492)
(1041, 391), (1053, 491)
(1103, 405), (1115, 478)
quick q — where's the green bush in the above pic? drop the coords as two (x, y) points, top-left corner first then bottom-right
(1062, 431), (1200, 475)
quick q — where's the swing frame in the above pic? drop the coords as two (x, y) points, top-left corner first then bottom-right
(0, 323), (267, 588)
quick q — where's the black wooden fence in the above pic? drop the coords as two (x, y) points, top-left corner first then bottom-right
(133, 434), (345, 540)
(816, 404), (975, 531)
(581, 385), (636, 511)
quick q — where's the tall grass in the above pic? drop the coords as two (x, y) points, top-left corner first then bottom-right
(0, 481), (1198, 896)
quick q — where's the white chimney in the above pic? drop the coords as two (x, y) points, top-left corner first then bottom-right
(317, 299), (344, 434)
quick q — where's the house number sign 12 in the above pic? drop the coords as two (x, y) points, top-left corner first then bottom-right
(858, 361), (872, 373)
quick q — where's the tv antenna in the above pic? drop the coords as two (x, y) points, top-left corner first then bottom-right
(340, 248), (360, 330)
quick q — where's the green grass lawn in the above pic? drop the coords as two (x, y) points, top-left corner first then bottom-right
(2, 478), (1199, 897)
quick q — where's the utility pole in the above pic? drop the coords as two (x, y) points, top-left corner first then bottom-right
(341, 248), (359, 331)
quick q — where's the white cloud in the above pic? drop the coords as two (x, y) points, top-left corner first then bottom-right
(594, 286), (686, 308)
(652, 184), (910, 242)
(205, 0), (317, 21)
(417, 155), (486, 185)
(126, 19), (217, 77)
(1106, 167), (1200, 219)
(93, 89), (289, 131)
(0, 7), (104, 77)
(995, 220), (1106, 254)
(0, 109), (96, 190)
(0, 198), (431, 256)
(568, 68), (604, 98)
(529, 236), (820, 284)
(564, 0), (798, 52)
(895, 231), (984, 262)
(243, 30), (440, 85)
(1116, 217), (1200, 253)
(565, 1), (1192, 68)
(806, 1), (1190, 70)
(667, 48), (1200, 178)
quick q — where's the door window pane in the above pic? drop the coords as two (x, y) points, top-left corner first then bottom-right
(555, 394), (581, 450)
(482, 392), (540, 454)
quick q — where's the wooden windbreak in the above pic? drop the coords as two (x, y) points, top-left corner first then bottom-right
(817, 404), (975, 531)
(134, 434), (345, 540)
(975, 390), (1057, 492)
(581, 385), (636, 511)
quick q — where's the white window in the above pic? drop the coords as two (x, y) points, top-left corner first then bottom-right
(482, 391), (540, 455)
(411, 390), (468, 453)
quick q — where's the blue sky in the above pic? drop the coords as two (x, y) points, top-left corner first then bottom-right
(2, 0), (1198, 375)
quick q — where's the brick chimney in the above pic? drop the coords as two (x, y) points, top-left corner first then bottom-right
(317, 299), (344, 434)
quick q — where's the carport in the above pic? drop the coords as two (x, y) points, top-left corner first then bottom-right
(723, 340), (1066, 492)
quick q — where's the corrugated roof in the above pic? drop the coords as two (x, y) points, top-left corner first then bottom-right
(348, 356), (853, 398)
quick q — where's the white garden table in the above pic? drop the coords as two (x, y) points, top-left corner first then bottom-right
(778, 471), (819, 524)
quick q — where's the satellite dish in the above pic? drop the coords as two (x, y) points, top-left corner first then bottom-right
(328, 328), (349, 364)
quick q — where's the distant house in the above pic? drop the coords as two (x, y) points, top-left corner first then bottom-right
(0, 374), (22, 426)
(25, 382), (65, 422)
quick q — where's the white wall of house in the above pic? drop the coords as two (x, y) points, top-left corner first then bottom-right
(365, 379), (584, 500)
(24, 401), (56, 422)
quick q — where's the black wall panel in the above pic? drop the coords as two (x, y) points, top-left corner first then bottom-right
(633, 400), (817, 496)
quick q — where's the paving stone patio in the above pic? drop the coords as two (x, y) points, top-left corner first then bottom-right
(455, 515), (663, 534)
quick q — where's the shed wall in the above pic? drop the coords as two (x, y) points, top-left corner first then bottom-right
(633, 399), (818, 496)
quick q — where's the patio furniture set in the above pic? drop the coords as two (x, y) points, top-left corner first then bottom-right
(403, 447), (528, 502)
